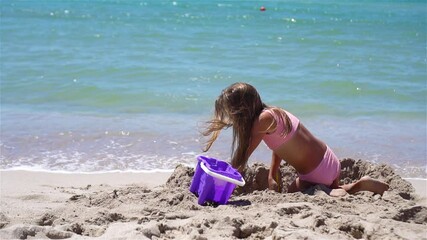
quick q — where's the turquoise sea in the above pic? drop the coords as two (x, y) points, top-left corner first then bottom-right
(1, 0), (426, 177)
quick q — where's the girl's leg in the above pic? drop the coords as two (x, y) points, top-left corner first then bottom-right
(340, 176), (389, 195)
(289, 177), (347, 197)
(329, 176), (347, 197)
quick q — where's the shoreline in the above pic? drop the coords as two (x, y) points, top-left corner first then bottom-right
(2, 115), (426, 178)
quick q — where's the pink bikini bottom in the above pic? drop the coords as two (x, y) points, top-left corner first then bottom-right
(298, 146), (341, 186)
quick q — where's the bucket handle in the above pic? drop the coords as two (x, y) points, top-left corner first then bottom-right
(200, 162), (246, 187)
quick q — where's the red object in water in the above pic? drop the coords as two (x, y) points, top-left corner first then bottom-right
(260, 6), (266, 11)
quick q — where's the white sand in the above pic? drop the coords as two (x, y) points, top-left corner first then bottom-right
(405, 178), (427, 198)
(0, 159), (426, 239)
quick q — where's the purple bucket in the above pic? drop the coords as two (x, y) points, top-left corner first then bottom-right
(190, 156), (245, 205)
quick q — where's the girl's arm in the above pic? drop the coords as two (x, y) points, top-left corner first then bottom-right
(245, 112), (274, 160)
(268, 152), (281, 191)
(247, 112), (282, 192)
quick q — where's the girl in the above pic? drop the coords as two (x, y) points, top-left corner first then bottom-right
(203, 82), (389, 196)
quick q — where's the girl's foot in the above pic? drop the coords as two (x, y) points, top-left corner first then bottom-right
(329, 188), (347, 197)
(356, 176), (389, 195)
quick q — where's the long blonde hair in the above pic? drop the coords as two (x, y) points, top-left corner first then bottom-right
(202, 82), (291, 171)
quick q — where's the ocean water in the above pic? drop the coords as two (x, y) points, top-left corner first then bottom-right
(1, 0), (426, 177)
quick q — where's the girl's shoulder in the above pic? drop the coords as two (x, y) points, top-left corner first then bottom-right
(262, 107), (286, 118)
(257, 109), (278, 133)
(259, 109), (274, 121)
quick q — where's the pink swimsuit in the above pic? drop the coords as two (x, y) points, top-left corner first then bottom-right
(262, 109), (300, 150)
(262, 109), (341, 186)
(298, 146), (341, 186)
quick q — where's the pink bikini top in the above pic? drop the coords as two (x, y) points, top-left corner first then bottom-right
(262, 109), (300, 150)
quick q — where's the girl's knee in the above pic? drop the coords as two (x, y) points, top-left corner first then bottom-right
(288, 177), (314, 193)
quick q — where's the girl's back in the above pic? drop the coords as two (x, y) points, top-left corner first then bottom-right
(271, 120), (326, 174)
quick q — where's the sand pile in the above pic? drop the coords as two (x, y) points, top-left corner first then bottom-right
(0, 159), (426, 239)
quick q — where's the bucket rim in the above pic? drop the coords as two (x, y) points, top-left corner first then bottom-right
(200, 161), (245, 186)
